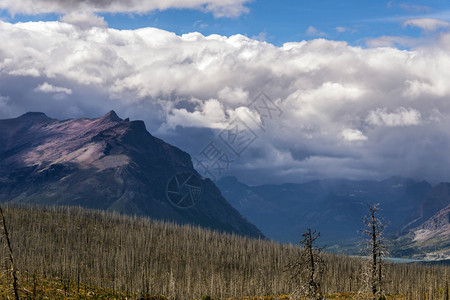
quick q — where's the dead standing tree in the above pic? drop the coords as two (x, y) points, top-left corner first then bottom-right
(286, 228), (325, 299)
(362, 203), (388, 300)
(0, 204), (20, 300)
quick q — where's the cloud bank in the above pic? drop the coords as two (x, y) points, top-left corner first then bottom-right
(0, 0), (251, 17)
(2, 20), (450, 183)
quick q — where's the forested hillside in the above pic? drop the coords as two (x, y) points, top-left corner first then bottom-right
(0, 204), (448, 299)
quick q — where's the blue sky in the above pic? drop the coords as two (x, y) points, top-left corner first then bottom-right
(1, 0), (448, 46)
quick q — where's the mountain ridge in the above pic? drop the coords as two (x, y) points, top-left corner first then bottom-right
(216, 176), (433, 244)
(0, 111), (263, 238)
(392, 187), (450, 260)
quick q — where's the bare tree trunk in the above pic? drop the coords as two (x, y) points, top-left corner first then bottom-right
(287, 228), (324, 299)
(306, 229), (320, 297)
(371, 207), (377, 300)
(0, 205), (20, 300)
(363, 203), (387, 300)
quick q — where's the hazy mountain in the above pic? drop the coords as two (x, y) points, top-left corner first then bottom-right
(392, 186), (450, 260)
(216, 176), (432, 247)
(0, 112), (263, 238)
(401, 183), (450, 231)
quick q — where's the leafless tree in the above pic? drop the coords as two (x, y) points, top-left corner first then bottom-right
(286, 228), (325, 299)
(362, 203), (388, 300)
(0, 204), (19, 300)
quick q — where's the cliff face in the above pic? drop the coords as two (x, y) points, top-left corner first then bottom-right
(0, 111), (263, 238)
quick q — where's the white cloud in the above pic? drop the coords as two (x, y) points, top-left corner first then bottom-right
(341, 129), (368, 141)
(61, 12), (107, 29)
(166, 98), (227, 129)
(251, 31), (268, 42)
(2, 20), (450, 182)
(403, 18), (450, 31)
(0, 0), (251, 18)
(218, 87), (249, 105)
(9, 68), (41, 77)
(366, 107), (421, 127)
(35, 82), (72, 95)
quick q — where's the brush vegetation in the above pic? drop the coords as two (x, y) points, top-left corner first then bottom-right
(0, 204), (448, 299)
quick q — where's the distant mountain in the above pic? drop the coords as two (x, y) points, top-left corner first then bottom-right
(0, 112), (263, 238)
(216, 176), (432, 247)
(417, 204), (450, 234)
(392, 187), (450, 260)
(401, 183), (450, 231)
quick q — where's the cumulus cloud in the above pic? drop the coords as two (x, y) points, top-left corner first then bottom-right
(366, 107), (421, 127)
(403, 18), (450, 31)
(2, 20), (450, 183)
(251, 31), (268, 42)
(165, 98), (228, 129)
(0, 0), (251, 18)
(341, 129), (368, 141)
(35, 82), (72, 95)
(218, 87), (249, 105)
(60, 12), (107, 29)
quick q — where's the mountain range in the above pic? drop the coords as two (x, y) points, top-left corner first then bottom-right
(391, 184), (450, 260)
(216, 176), (450, 259)
(1, 111), (449, 260)
(0, 111), (262, 238)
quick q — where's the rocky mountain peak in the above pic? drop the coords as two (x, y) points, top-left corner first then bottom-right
(0, 111), (263, 238)
(20, 112), (48, 118)
(17, 112), (52, 123)
(101, 110), (122, 123)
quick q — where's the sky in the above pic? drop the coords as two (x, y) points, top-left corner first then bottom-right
(1, 0), (450, 185)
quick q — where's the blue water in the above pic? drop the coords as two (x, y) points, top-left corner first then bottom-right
(384, 257), (423, 263)
(350, 255), (423, 263)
